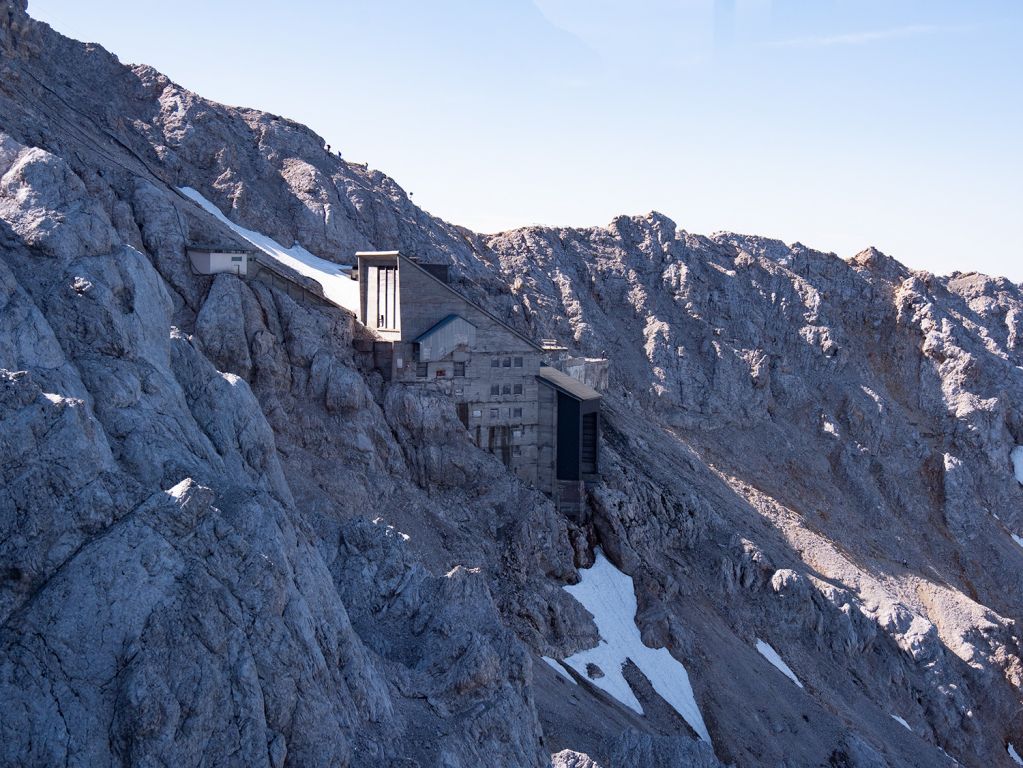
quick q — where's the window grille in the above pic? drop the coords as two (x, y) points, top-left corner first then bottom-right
(375, 265), (398, 329)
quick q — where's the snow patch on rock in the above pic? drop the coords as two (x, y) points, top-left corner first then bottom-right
(1012, 446), (1023, 486)
(179, 186), (360, 313)
(755, 639), (804, 689)
(562, 550), (710, 743)
(1010, 744), (1023, 765)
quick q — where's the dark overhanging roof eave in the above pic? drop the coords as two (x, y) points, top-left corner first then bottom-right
(536, 366), (602, 402)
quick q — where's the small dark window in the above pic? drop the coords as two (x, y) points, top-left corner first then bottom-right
(513, 407), (522, 418)
(502, 384), (511, 395)
(454, 362), (466, 377)
(489, 408), (499, 418)
(230, 256), (243, 262)
(435, 368), (447, 378)
(491, 358), (500, 368)
(491, 384), (500, 396)
(512, 445), (522, 456)
(416, 362), (428, 378)
(514, 357), (523, 367)
(411, 343), (421, 362)
(503, 358), (511, 368)
(513, 383), (522, 395)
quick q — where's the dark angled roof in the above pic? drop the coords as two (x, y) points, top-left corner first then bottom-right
(537, 366), (601, 401)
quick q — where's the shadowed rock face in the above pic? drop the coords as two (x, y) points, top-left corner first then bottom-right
(2, 1), (1023, 767)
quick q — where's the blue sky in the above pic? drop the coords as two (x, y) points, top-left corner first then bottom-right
(31, 0), (1023, 281)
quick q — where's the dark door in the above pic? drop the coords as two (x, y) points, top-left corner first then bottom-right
(556, 393), (581, 480)
(457, 402), (469, 429)
(581, 412), (598, 475)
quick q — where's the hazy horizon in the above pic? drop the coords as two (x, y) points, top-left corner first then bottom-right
(30, 0), (1023, 282)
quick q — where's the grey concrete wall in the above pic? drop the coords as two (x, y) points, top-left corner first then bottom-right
(537, 380), (557, 496)
(391, 260), (544, 485)
(249, 262), (332, 308)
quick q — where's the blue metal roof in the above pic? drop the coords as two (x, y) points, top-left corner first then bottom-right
(414, 314), (465, 342)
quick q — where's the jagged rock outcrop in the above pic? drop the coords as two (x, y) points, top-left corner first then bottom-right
(3, 1), (1023, 766)
(551, 750), (602, 768)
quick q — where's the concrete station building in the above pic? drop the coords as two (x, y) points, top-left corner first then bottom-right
(184, 226), (603, 512)
(356, 250), (602, 513)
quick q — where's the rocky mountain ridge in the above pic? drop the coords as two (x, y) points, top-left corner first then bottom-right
(3, 1), (1023, 766)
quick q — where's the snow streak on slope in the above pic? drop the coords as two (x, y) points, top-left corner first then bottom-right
(891, 715), (911, 731)
(562, 550), (711, 743)
(179, 187), (360, 313)
(755, 639), (803, 689)
(1010, 744), (1023, 765)
(1012, 446), (1023, 485)
(541, 656), (576, 684)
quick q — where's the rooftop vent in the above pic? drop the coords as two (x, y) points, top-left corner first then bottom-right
(540, 339), (567, 351)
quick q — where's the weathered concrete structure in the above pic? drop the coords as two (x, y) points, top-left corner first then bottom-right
(355, 251), (601, 501)
(536, 366), (601, 517)
(187, 246), (253, 276)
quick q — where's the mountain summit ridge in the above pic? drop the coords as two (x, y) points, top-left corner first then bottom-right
(3, 4), (1023, 768)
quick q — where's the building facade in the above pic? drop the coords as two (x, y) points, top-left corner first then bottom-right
(536, 366), (601, 516)
(356, 250), (601, 501)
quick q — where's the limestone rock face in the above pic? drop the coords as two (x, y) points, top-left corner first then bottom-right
(551, 750), (603, 768)
(3, 4), (1023, 768)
